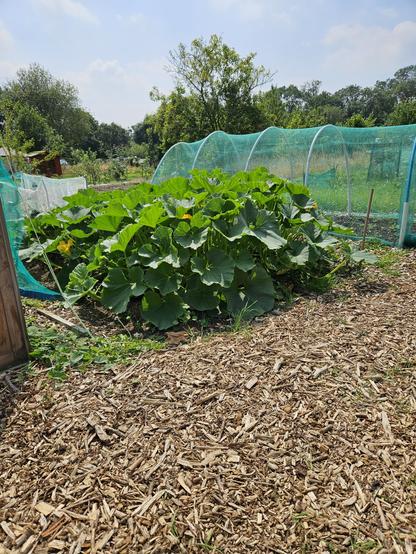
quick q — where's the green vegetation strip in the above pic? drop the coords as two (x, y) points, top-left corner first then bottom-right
(27, 322), (163, 380)
(23, 169), (375, 330)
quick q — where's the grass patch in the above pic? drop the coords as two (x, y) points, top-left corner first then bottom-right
(27, 323), (163, 380)
(374, 247), (406, 276)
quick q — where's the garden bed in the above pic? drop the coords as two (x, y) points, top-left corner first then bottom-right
(1, 249), (415, 553)
(331, 214), (399, 245)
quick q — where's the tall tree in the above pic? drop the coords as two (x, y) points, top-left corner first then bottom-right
(1, 63), (90, 150)
(96, 122), (130, 157)
(166, 34), (272, 133)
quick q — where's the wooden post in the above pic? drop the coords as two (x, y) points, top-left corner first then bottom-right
(361, 188), (375, 249)
(0, 197), (30, 371)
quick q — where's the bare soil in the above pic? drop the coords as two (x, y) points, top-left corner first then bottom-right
(1, 252), (416, 553)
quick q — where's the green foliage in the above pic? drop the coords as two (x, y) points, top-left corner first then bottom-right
(0, 101), (34, 173)
(388, 100), (416, 125)
(70, 148), (103, 184)
(96, 122), (130, 158)
(168, 34), (272, 133)
(1, 63), (90, 152)
(344, 114), (376, 128)
(27, 323), (163, 380)
(106, 158), (128, 181)
(139, 48), (416, 157)
(26, 169), (369, 330)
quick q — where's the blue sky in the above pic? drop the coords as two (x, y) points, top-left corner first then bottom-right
(0, 0), (415, 127)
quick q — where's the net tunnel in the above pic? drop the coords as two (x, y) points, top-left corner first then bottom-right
(152, 125), (416, 246)
(0, 160), (60, 299)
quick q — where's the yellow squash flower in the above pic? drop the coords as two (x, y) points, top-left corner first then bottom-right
(57, 238), (74, 256)
(181, 213), (192, 220)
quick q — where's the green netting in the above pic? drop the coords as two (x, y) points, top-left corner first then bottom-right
(152, 124), (416, 245)
(0, 159), (60, 299)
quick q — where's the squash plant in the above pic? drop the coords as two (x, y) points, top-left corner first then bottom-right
(24, 168), (354, 329)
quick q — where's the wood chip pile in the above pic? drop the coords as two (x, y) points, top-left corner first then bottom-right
(1, 252), (416, 553)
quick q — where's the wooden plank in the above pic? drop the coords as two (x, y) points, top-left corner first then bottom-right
(36, 308), (89, 336)
(0, 197), (30, 371)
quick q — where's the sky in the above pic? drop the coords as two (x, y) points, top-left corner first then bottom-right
(0, 0), (415, 127)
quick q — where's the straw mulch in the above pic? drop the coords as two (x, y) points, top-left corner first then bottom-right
(1, 251), (415, 553)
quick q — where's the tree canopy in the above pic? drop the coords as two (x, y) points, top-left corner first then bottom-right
(1, 40), (415, 168)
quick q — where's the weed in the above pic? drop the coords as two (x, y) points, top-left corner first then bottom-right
(169, 512), (179, 538)
(349, 538), (379, 552)
(292, 511), (314, 523)
(374, 247), (405, 276)
(27, 324), (163, 380)
(22, 297), (45, 309)
(197, 529), (223, 552)
(231, 302), (257, 333)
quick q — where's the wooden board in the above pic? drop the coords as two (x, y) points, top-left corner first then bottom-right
(0, 197), (30, 371)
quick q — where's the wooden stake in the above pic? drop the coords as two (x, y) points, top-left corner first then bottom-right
(361, 188), (375, 249)
(36, 308), (90, 336)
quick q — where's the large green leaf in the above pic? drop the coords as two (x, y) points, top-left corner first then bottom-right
(287, 242), (310, 266)
(101, 267), (146, 313)
(57, 207), (90, 223)
(182, 274), (219, 311)
(233, 250), (256, 271)
(140, 291), (186, 329)
(202, 197), (240, 220)
(137, 203), (165, 229)
(214, 200), (286, 250)
(137, 243), (180, 268)
(281, 203), (300, 221)
(101, 223), (140, 253)
(90, 214), (124, 232)
(161, 195), (195, 218)
(138, 226), (187, 268)
(19, 238), (58, 261)
(191, 248), (235, 287)
(144, 263), (182, 295)
(351, 250), (378, 264)
(173, 221), (209, 249)
(122, 184), (153, 209)
(224, 266), (275, 318)
(314, 235), (339, 249)
(64, 263), (97, 305)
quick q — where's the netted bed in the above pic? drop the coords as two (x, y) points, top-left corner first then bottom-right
(152, 125), (416, 246)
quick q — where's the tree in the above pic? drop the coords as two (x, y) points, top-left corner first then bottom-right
(96, 122), (130, 157)
(166, 35), (273, 133)
(388, 101), (416, 125)
(333, 85), (366, 119)
(344, 113), (376, 127)
(1, 63), (90, 151)
(255, 87), (288, 127)
(390, 65), (416, 102)
(0, 99), (35, 173)
(149, 87), (203, 153)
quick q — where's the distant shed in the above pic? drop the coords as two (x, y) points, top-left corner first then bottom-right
(0, 148), (62, 177)
(25, 151), (62, 177)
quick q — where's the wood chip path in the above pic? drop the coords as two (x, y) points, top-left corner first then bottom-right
(1, 252), (416, 553)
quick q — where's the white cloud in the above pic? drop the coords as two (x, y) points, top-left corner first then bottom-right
(0, 20), (19, 82)
(208, 0), (292, 24)
(322, 20), (416, 86)
(116, 12), (146, 26)
(34, 0), (98, 24)
(0, 19), (13, 50)
(66, 58), (171, 126)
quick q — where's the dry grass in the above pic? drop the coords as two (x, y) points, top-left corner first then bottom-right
(1, 250), (416, 553)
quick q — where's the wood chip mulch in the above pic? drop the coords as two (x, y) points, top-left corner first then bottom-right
(1, 252), (416, 553)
